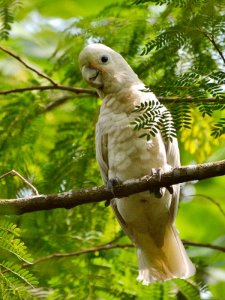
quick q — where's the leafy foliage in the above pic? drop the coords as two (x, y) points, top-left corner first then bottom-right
(0, 0), (21, 40)
(136, 0), (225, 141)
(173, 279), (201, 300)
(132, 100), (177, 141)
(0, 221), (38, 299)
(0, 0), (224, 299)
(134, 0), (206, 6)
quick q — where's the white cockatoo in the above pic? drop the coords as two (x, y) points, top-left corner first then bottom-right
(79, 43), (195, 284)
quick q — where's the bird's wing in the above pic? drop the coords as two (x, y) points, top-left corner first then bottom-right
(96, 122), (134, 239)
(96, 123), (109, 184)
(164, 138), (180, 223)
(141, 92), (181, 222)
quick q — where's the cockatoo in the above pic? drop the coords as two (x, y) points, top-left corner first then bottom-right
(79, 43), (195, 284)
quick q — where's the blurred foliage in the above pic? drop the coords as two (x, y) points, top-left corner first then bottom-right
(0, 221), (38, 299)
(0, 0), (225, 299)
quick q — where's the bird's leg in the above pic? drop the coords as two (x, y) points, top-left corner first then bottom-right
(151, 168), (163, 198)
(105, 177), (122, 207)
(150, 168), (173, 198)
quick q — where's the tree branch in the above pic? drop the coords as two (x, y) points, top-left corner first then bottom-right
(27, 243), (134, 266)
(23, 240), (225, 268)
(0, 46), (58, 86)
(0, 160), (225, 215)
(0, 84), (224, 103)
(201, 31), (225, 65)
(0, 46), (224, 104)
(0, 85), (97, 96)
(182, 240), (225, 253)
(185, 193), (225, 217)
(209, 37), (225, 65)
(0, 169), (39, 196)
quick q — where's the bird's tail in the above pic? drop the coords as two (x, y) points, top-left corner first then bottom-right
(136, 223), (195, 284)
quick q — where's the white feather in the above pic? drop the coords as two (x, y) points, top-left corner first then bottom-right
(79, 43), (195, 284)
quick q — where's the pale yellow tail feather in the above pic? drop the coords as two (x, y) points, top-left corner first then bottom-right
(136, 224), (195, 284)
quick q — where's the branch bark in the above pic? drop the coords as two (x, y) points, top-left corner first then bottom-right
(0, 46), (58, 86)
(0, 84), (224, 104)
(0, 45), (224, 103)
(0, 169), (39, 196)
(201, 32), (225, 66)
(23, 240), (225, 268)
(0, 85), (97, 96)
(0, 160), (225, 215)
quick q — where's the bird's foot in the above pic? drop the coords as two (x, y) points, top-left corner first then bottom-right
(105, 177), (122, 207)
(150, 168), (173, 198)
(150, 168), (163, 198)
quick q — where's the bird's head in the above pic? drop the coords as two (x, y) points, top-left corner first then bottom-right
(79, 43), (140, 95)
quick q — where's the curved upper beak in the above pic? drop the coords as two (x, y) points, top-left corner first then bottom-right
(81, 66), (103, 88)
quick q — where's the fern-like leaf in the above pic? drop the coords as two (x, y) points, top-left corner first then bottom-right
(0, 221), (32, 263)
(173, 278), (201, 300)
(132, 100), (177, 141)
(0, 261), (37, 287)
(134, 0), (206, 7)
(211, 118), (225, 138)
(0, 0), (21, 40)
(0, 221), (38, 299)
(170, 101), (192, 130)
(143, 30), (187, 54)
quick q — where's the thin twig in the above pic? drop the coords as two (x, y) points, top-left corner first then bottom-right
(185, 193), (225, 218)
(0, 84), (224, 104)
(26, 243), (134, 266)
(0, 170), (39, 196)
(0, 85), (98, 96)
(0, 46), (58, 86)
(201, 32), (225, 65)
(22, 240), (225, 268)
(209, 37), (225, 65)
(43, 94), (89, 113)
(183, 240), (225, 253)
(43, 96), (72, 112)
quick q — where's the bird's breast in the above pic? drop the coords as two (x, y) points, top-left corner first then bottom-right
(97, 104), (167, 181)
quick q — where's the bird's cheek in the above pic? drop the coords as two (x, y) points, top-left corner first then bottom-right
(82, 66), (103, 88)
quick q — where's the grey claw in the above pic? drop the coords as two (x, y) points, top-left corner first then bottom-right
(105, 199), (111, 207)
(151, 168), (163, 198)
(151, 168), (173, 197)
(155, 188), (163, 198)
(107, 177), (122, 191)
(166, 185), (173, 194)
(105, 177), (122, 206)
(152, 168), (162, 181)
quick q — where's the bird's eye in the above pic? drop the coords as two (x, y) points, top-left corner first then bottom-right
(100, 55), (109, 64)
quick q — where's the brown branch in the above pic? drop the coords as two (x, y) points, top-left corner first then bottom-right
(158, 96), (225, 103)
(0, 46), (58, 86)
(201, 32), (225, 65)
(0, 84), (224, 103)
(185, 193), (225, 218)
(0, 45), (224, 103)
(27, 243), (134, 266)
(1, 159), (225, 215)
(23, 240), (225, 268)
(41, 95), (225, 113)
(43, 94), (89, 113)
(182, 240), (225, 253)
(0, 82), (224, 105)
(0, 169), (39, 196)
(0, 85), (98, 96)
(43, 96), (72, 112)
(209, 37), (225, 65)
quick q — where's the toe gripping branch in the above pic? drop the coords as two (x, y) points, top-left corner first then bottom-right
(105, 169), (174, 206)
(151, 168), (173, 198)
(105, 177), (122, 207)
